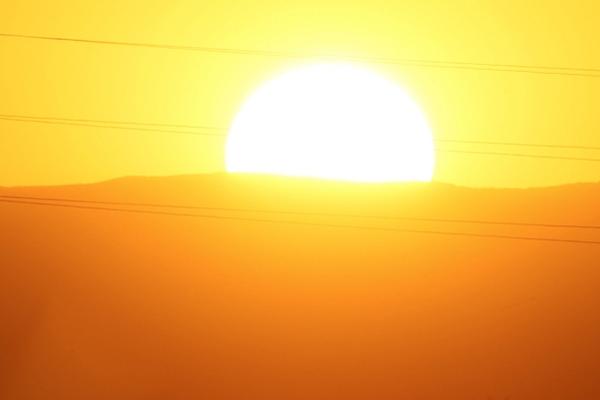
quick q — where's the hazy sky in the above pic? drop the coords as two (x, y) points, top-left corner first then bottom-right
(1, 0), (599, 187)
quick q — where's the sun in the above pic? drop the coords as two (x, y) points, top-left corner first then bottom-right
(226, 63), (435, 182)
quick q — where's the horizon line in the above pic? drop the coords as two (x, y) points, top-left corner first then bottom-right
(1, 172), (598, 191)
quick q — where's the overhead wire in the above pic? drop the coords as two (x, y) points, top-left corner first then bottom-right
(1, 197), (599, 246)
(1, 194), (599, 231)
(2, 114), (600, 162)
(0, 116), (223, 137)
(1, 32), (600, 78)
(436, 149), (600, 163)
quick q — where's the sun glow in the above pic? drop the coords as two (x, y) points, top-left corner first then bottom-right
(226, 63), (435, 182)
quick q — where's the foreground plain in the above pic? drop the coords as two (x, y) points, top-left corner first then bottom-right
(1, 174), (599, 399)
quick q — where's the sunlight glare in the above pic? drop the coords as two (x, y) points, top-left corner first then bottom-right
(226, 63), (435, 182)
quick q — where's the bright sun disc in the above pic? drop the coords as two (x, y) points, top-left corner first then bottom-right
(226, 63), (435, 182)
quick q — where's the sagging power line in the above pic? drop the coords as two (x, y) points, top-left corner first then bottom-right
(1, 32), (600, 78)
(0, 116), (222, 137)
(1, 197), (599, 246)
(2, 114), (600, 163)
(3, 112), (600, 151)
(2, 194), (599, 231)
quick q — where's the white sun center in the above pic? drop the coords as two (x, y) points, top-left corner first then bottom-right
(226, 63), (435, 182)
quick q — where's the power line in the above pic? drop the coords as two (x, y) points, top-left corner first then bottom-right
(1, 197), (599, 246)
(0, 113), (220, 131)
(0, 116), (223, 137)
(3, 112), (600, 153)
(2, 194), (599, 231)
(1, 32), (599, 78)
(439, 138), (600, 151)
(438, 149), (600, 163)
(3, 116), (598, 162)
(3, 116), (599, 162)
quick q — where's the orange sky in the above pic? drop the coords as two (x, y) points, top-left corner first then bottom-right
(1, 0), (599, 187)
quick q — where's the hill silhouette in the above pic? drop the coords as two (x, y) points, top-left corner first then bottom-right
(1, 174), (599, 399)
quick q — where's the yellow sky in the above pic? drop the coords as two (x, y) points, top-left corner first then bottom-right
(1, 0), (599, 187)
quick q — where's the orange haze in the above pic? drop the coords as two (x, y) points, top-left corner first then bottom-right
(1, 174), (599, 399)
